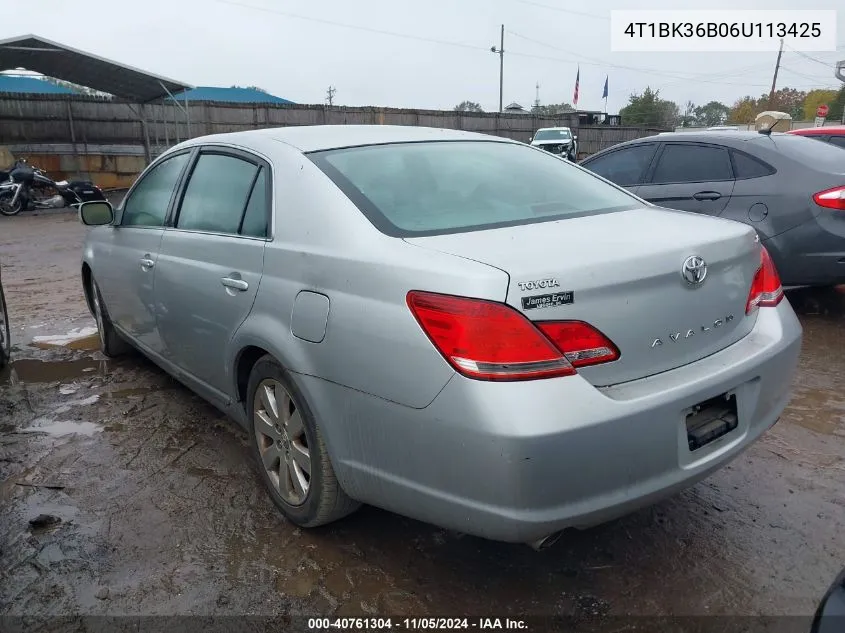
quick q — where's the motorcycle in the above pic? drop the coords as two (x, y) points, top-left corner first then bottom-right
(0, 158), (106, 216)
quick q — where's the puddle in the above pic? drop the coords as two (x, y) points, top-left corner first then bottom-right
(20, 420), (103, 437)
(1, 358), (106, 385)
(31, 327), (99, 351)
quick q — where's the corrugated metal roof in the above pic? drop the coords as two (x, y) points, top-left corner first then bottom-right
(0, 34), (191, 102)
(170, 86), (293, 104)
(0, 75), (75, 94)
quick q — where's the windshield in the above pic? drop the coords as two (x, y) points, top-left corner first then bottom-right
(768, 134), (845, 171)
(533, 129), (571, 141)
(310, 141), (639, 237)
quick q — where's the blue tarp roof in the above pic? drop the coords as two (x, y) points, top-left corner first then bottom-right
(0, 75), (75, 94)
(170, 86), (293, 104)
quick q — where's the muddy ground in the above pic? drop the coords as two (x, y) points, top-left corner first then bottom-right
(1, 211), (844, 628)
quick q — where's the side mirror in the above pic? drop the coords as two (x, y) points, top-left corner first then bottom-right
(812, 569), (845, 633)
(79, 200), (114, 226)
(573, 135), (578, 140)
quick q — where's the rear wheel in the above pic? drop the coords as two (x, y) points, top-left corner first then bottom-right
(247, 355), (359, 527)
(90, 278), (130, 357)
(0, 277), (10, 368)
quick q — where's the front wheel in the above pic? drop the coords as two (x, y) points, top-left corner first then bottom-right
(247, 355), (359, 528)
(90, 278), (131, 357)
(0, 191), (24, 216)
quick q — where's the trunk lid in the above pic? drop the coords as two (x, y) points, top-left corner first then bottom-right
(404, 207), (761, 386)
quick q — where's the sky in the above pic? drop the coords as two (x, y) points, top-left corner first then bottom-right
(1, 0), (843, 113)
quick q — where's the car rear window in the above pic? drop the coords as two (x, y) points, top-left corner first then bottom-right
(768, 134), (845, 168)
(309, 141), (639, 237)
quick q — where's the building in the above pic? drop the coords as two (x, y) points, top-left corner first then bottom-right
(169, 86), (294, 104)
(0, 74), (74, 95)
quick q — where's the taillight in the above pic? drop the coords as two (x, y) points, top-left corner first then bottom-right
(746, 246), (784, 314)
(537, 321), (620, 367)
(406, 291), (618, 381)
(813, 186), (845, 211)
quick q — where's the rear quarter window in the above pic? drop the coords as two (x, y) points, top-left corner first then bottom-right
(730, 150), (775, 179)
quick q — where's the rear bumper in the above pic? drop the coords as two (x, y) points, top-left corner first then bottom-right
(301, 302), (802, 543)
(765, 211), (845, 286)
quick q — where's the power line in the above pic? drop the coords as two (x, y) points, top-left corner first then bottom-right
(513, 0), (607, 21)
(212, 0), (489, 52)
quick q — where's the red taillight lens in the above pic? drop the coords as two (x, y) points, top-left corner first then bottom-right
(746, 246), (784, 314)
(813, 186), (845, 211)
(406, 291), (618, 381)
(536, 321), (620, 367)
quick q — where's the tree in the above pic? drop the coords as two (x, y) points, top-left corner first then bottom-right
(804, 89), (839, 121)
(693, 101), (730, 127)
(531, 102), (574, 115)
(619, 87), (679, 129)
(829, 86), (845, 123)
(765, 87), (806, 119)
(728, 96), (762, 124)
(454, 101), (483, 112)
(679, 101), (697, 127)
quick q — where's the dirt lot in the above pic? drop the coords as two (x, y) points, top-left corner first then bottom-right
(1, 211), (844, 628)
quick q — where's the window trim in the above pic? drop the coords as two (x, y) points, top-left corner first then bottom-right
(581, 143), (659, 187)
(118, 148), (195, 230)
(166, 144), (274, 241)
(646, 142), (735, 186)
(729, 149), (776, 180)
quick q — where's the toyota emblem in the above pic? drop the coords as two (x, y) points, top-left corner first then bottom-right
(682, 255), (707, 286)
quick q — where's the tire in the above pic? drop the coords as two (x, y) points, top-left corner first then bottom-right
(0, 279), (10, 368)
(247, 355), (359, 527)
(90, 278), (131, 357)
(0, 191), (24, 216)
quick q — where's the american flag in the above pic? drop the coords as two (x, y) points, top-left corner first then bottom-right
(573, 66), (580, 107)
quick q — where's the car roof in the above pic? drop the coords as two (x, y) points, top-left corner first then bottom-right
(583, 130), (792, 159)
(788, 125), (845, 136)
(536, 127), (571, 131)
(175, 125), (513, 153)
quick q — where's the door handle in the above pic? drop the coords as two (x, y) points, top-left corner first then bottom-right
(139, 257), (155, 269)
(221, 277), (249, 291)
(693, 191), (721, 201)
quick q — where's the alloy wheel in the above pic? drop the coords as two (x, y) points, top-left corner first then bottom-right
(253, 378), (312, 506)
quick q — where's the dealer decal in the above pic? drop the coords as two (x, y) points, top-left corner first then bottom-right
(521, 291), (574, 311)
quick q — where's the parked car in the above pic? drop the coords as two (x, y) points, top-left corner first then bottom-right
(580, 131), (845, 288)
(0, 266), (8, 368)
(530, 127), (578, 161)
(77, 125), (802, 547)
(787, 125), (845, 149)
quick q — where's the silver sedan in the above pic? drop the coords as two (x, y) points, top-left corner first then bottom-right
(77, 125), (802, 547)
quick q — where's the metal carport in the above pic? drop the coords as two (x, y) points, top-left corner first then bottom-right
(0, 34), (193, 163)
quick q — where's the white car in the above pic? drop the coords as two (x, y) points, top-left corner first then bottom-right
(530, 127), (578, 161)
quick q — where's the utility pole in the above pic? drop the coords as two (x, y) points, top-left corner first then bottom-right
(491, 25), (504, 112)
(326, 85), (336, 107)
(534, 82), (540, 110)
(767, 39), (784, 110)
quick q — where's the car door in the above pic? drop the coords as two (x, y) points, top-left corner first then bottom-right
(580, 143), (658, 195)
(636, 142), (735, 216)
(93, 151), (192, 353)
(154, 147), (271, 402)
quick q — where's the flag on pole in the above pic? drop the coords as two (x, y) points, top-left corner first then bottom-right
(573, 66), (580, 107)
(602, 76), (608, 100)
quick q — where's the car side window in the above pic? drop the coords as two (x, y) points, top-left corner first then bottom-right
(828, 136), (845, 149)
(584, 144), (656, 186)
(730, 151), (775, 179)
(122, 153), (190, 227)
(240, 167), (269, 238)
(176, 153), (259, 235)
(651, 144), (733, 184)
